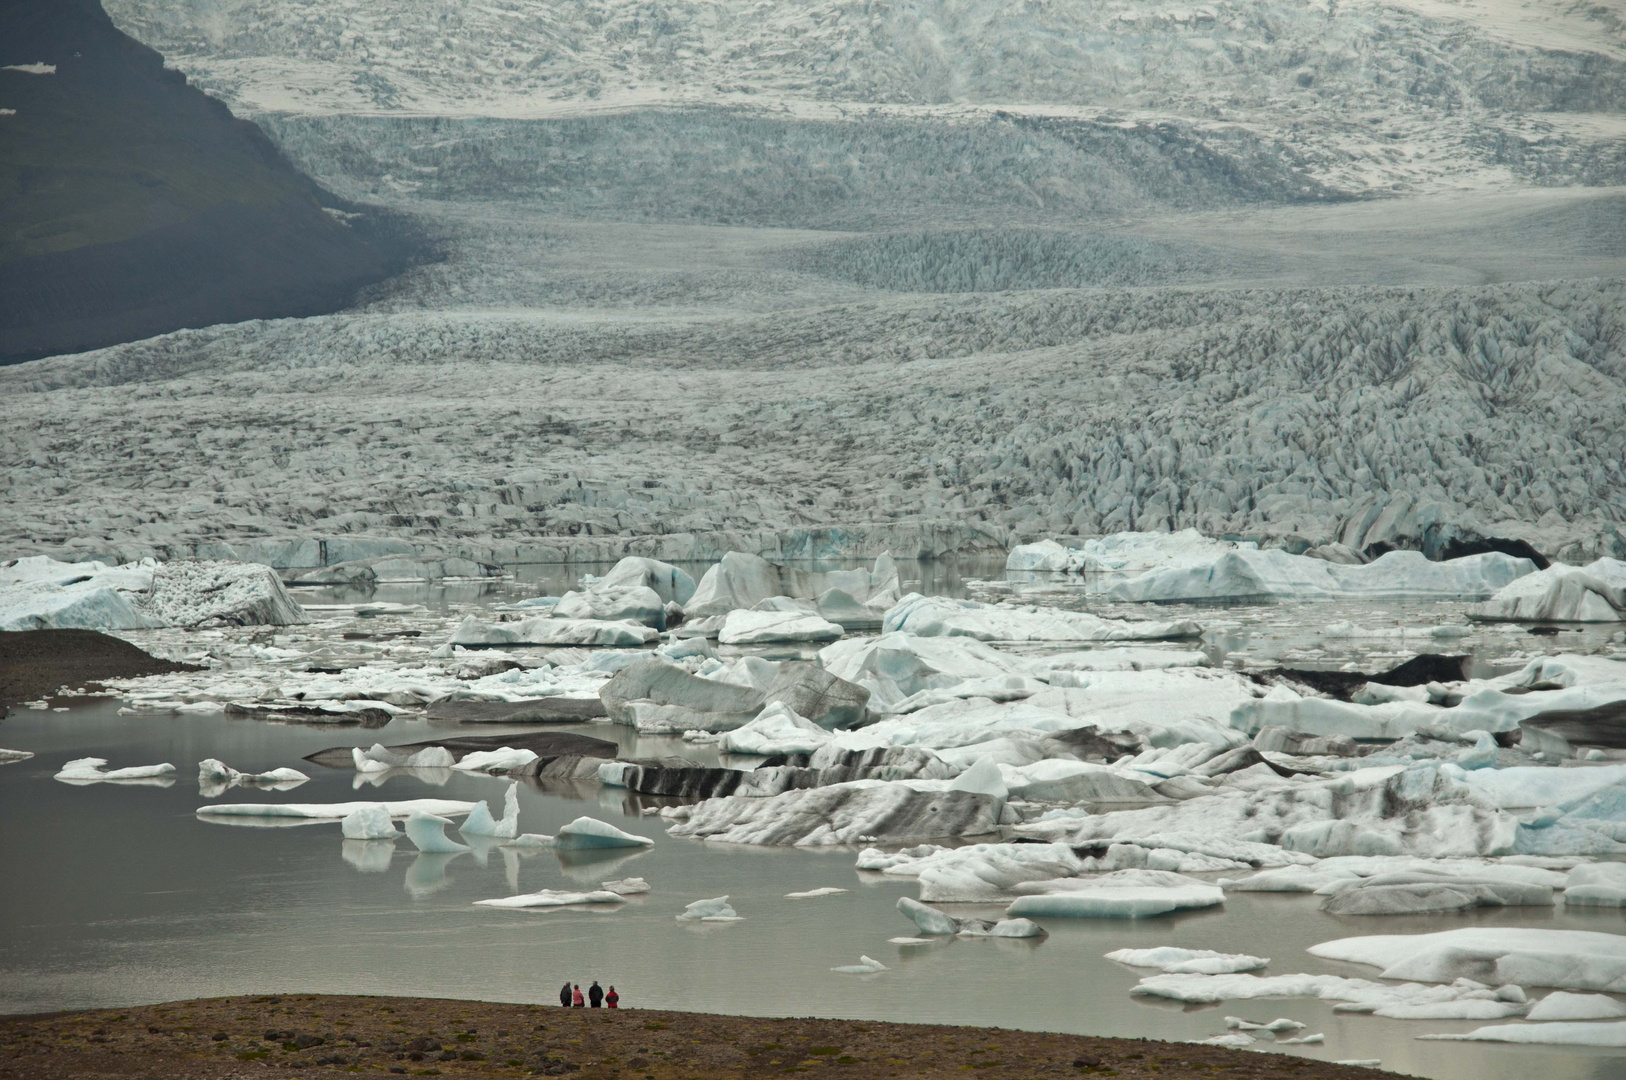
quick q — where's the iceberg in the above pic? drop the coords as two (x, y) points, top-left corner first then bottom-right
(0, 748), (34, 764)
(668, 782), (1005, 846)
(340, 804), (400, 840)
(1308, 928), (1626, 992)
(1317, 872), (1555, 915)
(475, 889), (626, 909)
(404, 811), (472, 853)
(196, 798), (475, 821)
(786, 887), (847, 899)
(460, 783), (521, 838)
(554, 816), (654, 850)
(1419, 1021), (1626, 1046)
(1525, 991), (1626, 1021)
(883, 593), (1200, 642)
(1105, 548), (1533, 603)
(554, 585), (667, 629)
(831, 955), (888, 974)
(897, 896), (960, 935)
(817, 633), (1033, 712)
(1, 556), (308, 631)
(597, 556), (697, 606)
(876, 842), (1086, 902)
(450, 747), (539, 773)
(601, 658), (869, 733)
(600, 877), (651, 894)
(448, 615), (658, 647)
(718, 702), (833, 755)
(1106, 947), (1269, 974)
(717, 607), (844, 645)
(677, 895), (741, 921)
(687, 552), (899, 625)
(1006, 531), (1245, 577)
(54, 757), (176, 782)
(1007, 869), (1225, 919)
(197, 759), (309, 785)
(1225, 1017), (1305, 1033)
(1471, 559), (1626, 623)
(1134, 970), (1528, 1013)
(352, 744), (458, 772)
(1563, 863), (1626, 907)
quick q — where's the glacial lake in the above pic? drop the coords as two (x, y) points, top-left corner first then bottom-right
(5, 698), (1626, 1080)
(4, 560), (1625, 1079)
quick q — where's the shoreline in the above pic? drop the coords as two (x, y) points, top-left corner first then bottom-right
(0, 994), (1382, 1080)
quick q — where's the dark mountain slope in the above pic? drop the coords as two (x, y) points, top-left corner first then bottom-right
(0, 0), (418, 364)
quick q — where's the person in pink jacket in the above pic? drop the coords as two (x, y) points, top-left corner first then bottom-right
(571, 984), (585, 1007)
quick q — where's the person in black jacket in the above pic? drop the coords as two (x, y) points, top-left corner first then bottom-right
(558, 981), (572, 1007)
(588, 981), (604, 1008)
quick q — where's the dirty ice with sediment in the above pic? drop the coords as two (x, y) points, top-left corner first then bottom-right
(6, 0), (1626, 1076)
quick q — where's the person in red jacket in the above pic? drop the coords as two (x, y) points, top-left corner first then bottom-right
(605, 986), (619, 1009)
(572, 984), (585, 1007)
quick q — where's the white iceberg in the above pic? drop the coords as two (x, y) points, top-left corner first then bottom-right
(718, 702), (834, 755)
(0, 748), (34, 764)
(831, 955), (887, 974)
(1105, 548), (1532, 603)
(597, 556), (696, 606)
(405, 811), (472, 853)
(1133, 970), (1527, 1014)
(448, 614), (658, 647)
(1006, 869), (1225, 919)
(196, 798), (475, 821)
(197, 759), (309, 786)
(677, 895), (741, 921)
(1471, 559), (1626, 622)
(554, 816), (655, 850)
(554, 585), (667, 628)
(883, 593), (1200, 642)
(352, 744), (457, 772)
(460, 783), (521, 838)
(1419, 1021), (1626, 1046)
(1107, 947), (1269, 974)
(875, 842), (1086, 902)
(718, 607), (844, 645)
(341, 804), (401, 840)
(600, 877), (651, 895)
(1224, 1016), (1304, 1033)
(1, 556), (308, 630)
(1564, 863), (1626, 907)
(475, 889), (626, 909)
(55, 757), (176, 782)
(1525, 991), (1626, 1021)
(787, 886), (847, 899)
(687, 552), (898, 625)
(1308, 928), (1626, 992)
(450, 747), (539, 773)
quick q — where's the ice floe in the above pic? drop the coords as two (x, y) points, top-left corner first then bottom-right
(340, 804), (400, 840)
(1525, 991), (1626, 1021)
(405, 811), (472, 853)
(786, 886), (847, 899)
(882, 593), (1201, 642)
(1133, 970), (1529, 1017)
(718, 702), (834, 755)
(1104, 549), (1533, 603)
(54, 756), (176, 782)
(603, 657), (869, 733)
(1, 556), (308, 630)
(553, 816), (654, 850)
(686, 552), (898, 628)
(475, 889), (626, 909)
(1563, 863), (1626, 906)
(554, 585), (667, 629)
(1472, 559), (1626, 623)
(0, 749), (34, 764)
(718, 607), (844, 645)
(831, 955), (888, 974)
(1006, 869), (1225, 919)
(450, 747), (539, 773)
(196, 798), (475, 821)
(1419, 1021), (1626, 1046)
(353, 744), (457, 772)
(1308, 928), (1626, 992)
(197, 758), (308, 794)
(1106, 947), (1269, 974)
(459, 783), (520, 838)
(677, 895), (741, 921)
(448, 614), (658, 647)
(600, 877), (651, 895)
(669, 781), (1006, 846)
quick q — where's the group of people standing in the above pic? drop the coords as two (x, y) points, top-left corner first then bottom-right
(560, 980), (618, 1008)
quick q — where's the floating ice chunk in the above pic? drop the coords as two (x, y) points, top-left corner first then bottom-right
(198, 798), (475, 821)
(1308, 928), (1626, 991)
(1135, 971), (1526, 1014)
(1335, 1062), (1382, 1069)
(555, 585), (666, 628)
(460, 783), (521, 838)
(888, 936), (935, 945)
(1319, 872), (1555, 915)
(450, 748), (539, 773)
(448, 614), (658, 647)
(1471, 560), (1626, 623)
(1276, 1034), (1324, 1045)
(677, 895), (741, 921)
(352, 743), (457, 772)
(884, 593), (1200, 642)
(555, 816), (654, 850)
(719, 608), (844, 645)
(1525, 991), (1626, 1021)
(1563, 863), (1626, 907)
(1035, 648), (1210, 674)
(1007, 870), (1224, 919)
(505, 833), (557, 848)
(1006, 540), (1087, 573)
(786, 887), (847, 899)
(1191, 1033), (1256, 1048)
(598, 556), (696, 606)
(405, 811), (472, 853)
(719, 702), (834, 755)
(1108, 549), (1531, 603)
(1419, 1021), (1626, 1046)
(197, 759), (309, 786)
(55, 757), (176, 782)
(1225, 1017), (1304, 1033)
(341, 804), (400, 840)
(669, 782), (1004, 846)
(476, 888), (625, 909)
(832, 955), (888, 974)
(1370, 1000), (1529, 1020)
(0, 748), (34, 764)
(987, 918), (1046, 938)
(877, 841), (1085, 901)
(897, 896), (960, 935)
(949, 755), (1008, 802)
(817, 632), (1035, 712)
(600, 877), (651, 895)
(688, 552), (897, 622)
(1109, 948), (1269, 975)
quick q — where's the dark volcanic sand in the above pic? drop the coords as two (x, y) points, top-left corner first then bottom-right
(0, 995), (1383, 1080)
(0, 629), (198, 710)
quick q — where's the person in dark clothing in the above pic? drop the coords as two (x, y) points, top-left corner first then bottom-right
(572, 984), (585, 1007)
(605, 986), (619, 1009)
(559, 982), (572, 1007)
(588, 981), (604, 1008)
